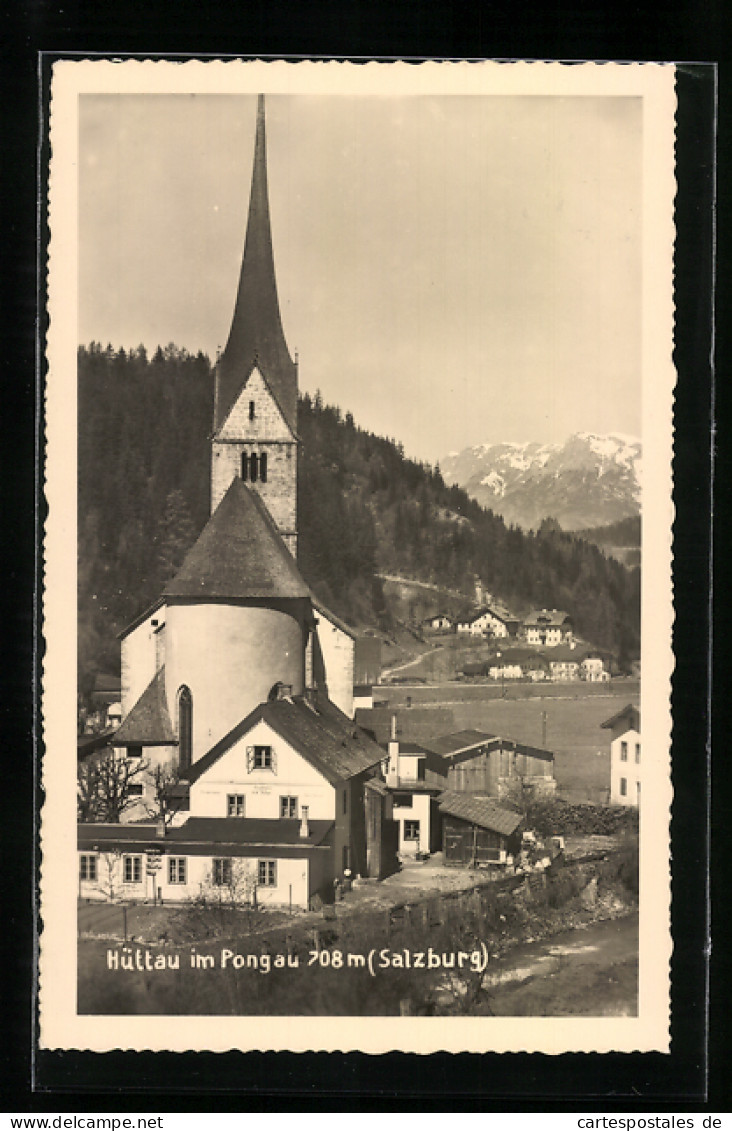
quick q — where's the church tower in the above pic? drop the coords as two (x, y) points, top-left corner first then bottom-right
(211, 95), (299, 556)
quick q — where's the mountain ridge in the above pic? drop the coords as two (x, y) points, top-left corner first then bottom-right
(441, 432), (642, 532)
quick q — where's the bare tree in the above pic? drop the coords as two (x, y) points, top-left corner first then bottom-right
(144, 763), (186, 826)
(77, 750), (149, 822)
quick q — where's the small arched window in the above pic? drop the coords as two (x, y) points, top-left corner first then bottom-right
(259, 452), (268, 483)
(250, 453), (259, 482)
(178, 686), (192, 772)
(240, 451), (248, 481)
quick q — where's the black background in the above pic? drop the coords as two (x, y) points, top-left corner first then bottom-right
(1, 0), (724, 1111)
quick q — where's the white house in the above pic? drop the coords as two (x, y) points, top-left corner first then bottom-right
(524, 609), (574, 647)
(602, 704), (641, 806)
(456, 606), (512, 638)
(581, 654), (610, 682)
(383, 719), (447, 857)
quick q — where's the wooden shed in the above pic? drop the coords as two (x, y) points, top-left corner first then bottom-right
(439, 790), (523, 867)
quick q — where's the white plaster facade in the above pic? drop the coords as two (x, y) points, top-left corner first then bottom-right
(189, 719), (336, 821)
(165, 602), (306, 763)
(78, 845), (318, 909)
(120, 605), (165, 716)
(609, 726), (641, 806)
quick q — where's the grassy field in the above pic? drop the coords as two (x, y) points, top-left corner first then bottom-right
(373, 680), (640, 802)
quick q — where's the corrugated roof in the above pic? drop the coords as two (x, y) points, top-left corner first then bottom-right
(164, 477), (310, 601)
(424, 730), (498, 757)
(438, 791), (523, 836)
(184, 692), (384, 786)
(215, 96), (298, 436)
(114, 668), (176, 746)
(601, 703), (640, 732)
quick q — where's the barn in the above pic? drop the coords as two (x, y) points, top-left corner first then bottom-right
(439, 791), (524, 867)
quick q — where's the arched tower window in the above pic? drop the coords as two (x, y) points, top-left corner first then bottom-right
(259, 452), (267, 482)
(178, 686), (192, 772)
(249, 400), (255, 420)
(250, 453), (259, 482)
(240, 451), (248, 481)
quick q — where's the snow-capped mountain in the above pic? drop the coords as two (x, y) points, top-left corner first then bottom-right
(440, 432), (642, 531)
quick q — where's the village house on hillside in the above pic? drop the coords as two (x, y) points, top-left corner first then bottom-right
(602, 703), (641, 806)
(524, 608), (574, 646)
(78, 97), (398, 908)
(456, 605), (519, 638)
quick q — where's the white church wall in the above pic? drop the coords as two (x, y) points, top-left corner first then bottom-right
(120, 606), (165, 716)
(313, 615), (355, 719)
(165, 602), (305, 763)
(190, 719), (336, 821)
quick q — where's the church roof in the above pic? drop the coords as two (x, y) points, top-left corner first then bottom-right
(164, 477), (309, 601)
(114, 668), (176, 746)
(215, 94), (298, 436)
(184, 691), (384, 787)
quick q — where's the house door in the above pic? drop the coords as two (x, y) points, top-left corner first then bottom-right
(445, 832), (463, 864)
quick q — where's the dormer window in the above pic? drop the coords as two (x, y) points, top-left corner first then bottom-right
(249, 400), (255, 420)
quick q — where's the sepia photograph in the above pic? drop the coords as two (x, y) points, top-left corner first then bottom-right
(42, 59), (676, 1053)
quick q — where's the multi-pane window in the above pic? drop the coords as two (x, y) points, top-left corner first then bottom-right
(168, 857), (186, 885)
(212, 858), (232, 887)
(79, 854), (97, 882)
(635, 743), (641, 764)
(257, 860), (277, 887)
(227, 794), (246, 817)
(619, 777), (628, 797)
(123, 855), (142, 884)
(620, 741), (628, 762)
(403, 820), (420, 841)
(247, 745), (275, 772)
(280, 796), (298, 818)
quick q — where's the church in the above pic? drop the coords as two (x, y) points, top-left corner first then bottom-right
(77, 96), (398, 909)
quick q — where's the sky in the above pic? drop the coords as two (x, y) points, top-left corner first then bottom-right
(79, 93), (642, 464)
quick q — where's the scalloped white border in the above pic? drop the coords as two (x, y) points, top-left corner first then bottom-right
(41, 58), (676, 1054)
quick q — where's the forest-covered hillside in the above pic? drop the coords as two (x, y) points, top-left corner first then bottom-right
(77, 344), (640, 694)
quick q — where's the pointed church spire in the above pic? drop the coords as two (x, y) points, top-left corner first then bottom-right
(214, 95), (298, 434)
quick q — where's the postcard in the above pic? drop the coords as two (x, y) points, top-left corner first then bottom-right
(42, 58), (676, 1053)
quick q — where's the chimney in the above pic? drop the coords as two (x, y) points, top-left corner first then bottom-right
(299, 805), (310, 839)
(386, 715), (399, 785)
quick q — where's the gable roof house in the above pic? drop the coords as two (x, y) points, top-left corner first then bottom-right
(602, 704), (641, 807)
(80, 97), (398, 903)
(524, 609), (574, 646)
